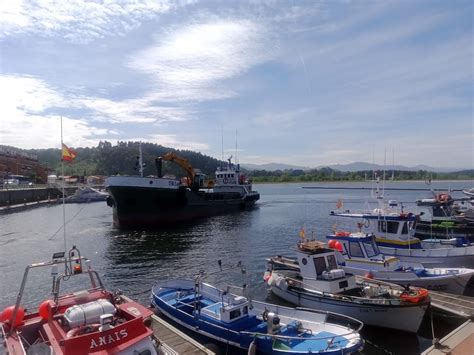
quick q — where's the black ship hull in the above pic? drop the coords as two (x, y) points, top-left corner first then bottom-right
(107, 185), (259, 228)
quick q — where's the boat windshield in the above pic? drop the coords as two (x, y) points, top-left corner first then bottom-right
(326, 254), (338, 270)
(348, 241), (364, 257)
(378, 221), (399, 234)
(362, 239), (379, 257)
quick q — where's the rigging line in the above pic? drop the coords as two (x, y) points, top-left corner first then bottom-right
(48, 204), (88, 241)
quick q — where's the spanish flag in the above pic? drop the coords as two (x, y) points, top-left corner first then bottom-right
(62, 143), (77, 162)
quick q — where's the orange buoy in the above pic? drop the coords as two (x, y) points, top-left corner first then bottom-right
(39, 300), (52, 320)
(400, 288), (429, 303)
(0, 305), (25, 327)
(334, 241), (343, 252)
(328, 239), (337, 249)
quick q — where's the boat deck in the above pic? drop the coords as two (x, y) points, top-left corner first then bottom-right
(430, 291), (474, 318)
(151, 313), (215, 354)
(421, 320), (474, 355)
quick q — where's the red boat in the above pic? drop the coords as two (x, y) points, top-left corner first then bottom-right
(0, 246), (157, 354)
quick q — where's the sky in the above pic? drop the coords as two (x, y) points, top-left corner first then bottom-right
(0, 0), (472, 169)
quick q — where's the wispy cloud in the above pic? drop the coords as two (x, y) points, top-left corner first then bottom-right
(0, 0), (178, 43)
(77, 95), (192, 124)
(128, 19), (277, 102)
(142, 134), (209, 151)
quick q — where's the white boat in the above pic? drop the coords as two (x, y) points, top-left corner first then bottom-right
(65, 186), (108, 203)
(151, 278), (364, 354)
(330, 199), (474, 268)
(462, 188), (474, 198)
(266, 239), (430, 333)
(325, 231), (474, 295)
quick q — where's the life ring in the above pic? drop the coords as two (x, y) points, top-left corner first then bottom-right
(400, 288), (429, 303)
(364, 219), (370, 228)
(223, 178), (228, 184)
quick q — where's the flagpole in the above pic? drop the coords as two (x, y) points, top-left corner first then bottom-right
(60, 116), (67, 256)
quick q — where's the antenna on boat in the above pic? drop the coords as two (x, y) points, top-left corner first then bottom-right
(138, 142), (144, 178)
(382, 148), (386, 197)
(235, 129), (238, 165)
(221, 124), (224, 167)
(391, 149), (395, 181)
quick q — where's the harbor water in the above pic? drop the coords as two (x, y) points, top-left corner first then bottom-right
(1, 181), (471, 354)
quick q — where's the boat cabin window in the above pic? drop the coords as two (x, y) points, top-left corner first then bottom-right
(401, 222), (409, 235)
(326, 254), (338, 270)
(378, 221), (399, 234)
(362, 240), (378, 257)
(313, 257), (327, 275)
(230, 308), (241, 320)
(349, 241), (364, 258)
(242, 305), (248, 315)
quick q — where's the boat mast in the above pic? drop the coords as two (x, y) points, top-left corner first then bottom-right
(60, 116), (67, 258)
(139, 142), (144, 177)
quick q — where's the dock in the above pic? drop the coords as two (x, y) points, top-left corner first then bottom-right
(151, 313), (216, 354)
(422, 320), (474, 355)
(120, 296), (215, 354)
(430, 291), (474, 319)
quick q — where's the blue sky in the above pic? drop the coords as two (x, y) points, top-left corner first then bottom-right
(0, 0), (472, 168)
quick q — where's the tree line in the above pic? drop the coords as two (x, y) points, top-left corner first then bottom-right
(27, 141), (473, 182)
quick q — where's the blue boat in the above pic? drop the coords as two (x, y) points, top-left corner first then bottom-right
(151, 279), (364, 354)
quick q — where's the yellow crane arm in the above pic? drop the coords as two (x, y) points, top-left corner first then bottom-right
(160, 152), (195, 183)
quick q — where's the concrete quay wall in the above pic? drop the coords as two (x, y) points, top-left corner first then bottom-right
(0, 187), (76, 207)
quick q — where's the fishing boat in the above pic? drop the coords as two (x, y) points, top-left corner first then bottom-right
(463, 188), (474, 198)
(106, 149), (259, 228)
(265, 239), (430, 333)
(330, 199), (474, 268)
(415, 192), (474, 242)
(151, 277), (364, 354)
(0, 246), (159, 355)
(65, 186), (108, 203)
(325, 231), (474, 294)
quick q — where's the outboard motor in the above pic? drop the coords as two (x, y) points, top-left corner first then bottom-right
(266, 312), (281, 334)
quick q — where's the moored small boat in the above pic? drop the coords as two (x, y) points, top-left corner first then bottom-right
(65, 186), (108, 203)
(0, 246), (158, 355)
(151, 278), (364, 354)
(415, 192), (474, 242)
(330, 199), (474, 268)
(325, 231), (474, 295)
(266, 239), (430, 333)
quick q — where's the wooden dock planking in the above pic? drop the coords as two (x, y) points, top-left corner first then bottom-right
(151, 314), (215, 354)
(422, 320), (474, 355)
(429, 291), (474, 318)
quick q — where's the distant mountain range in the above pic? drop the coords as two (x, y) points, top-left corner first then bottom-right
(242, 161), (465, 173)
